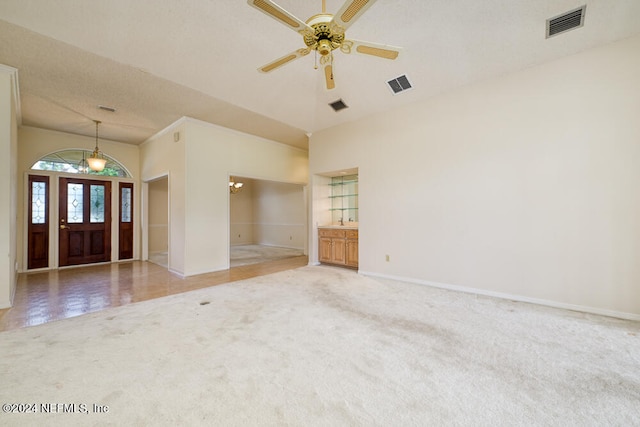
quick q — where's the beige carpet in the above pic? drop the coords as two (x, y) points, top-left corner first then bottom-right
(1, 266), (639, 426)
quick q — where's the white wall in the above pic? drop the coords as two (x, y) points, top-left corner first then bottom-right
(310, 35), (640, 318)
(140, 122), (186, 275)
(0, 66), (19, 308)
(230, 178), (306, 249)
(142, 117), (308, 276)
(17, 126), (140, 271)
(253, 180), (305, 249)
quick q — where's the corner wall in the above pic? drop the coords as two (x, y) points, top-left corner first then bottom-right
(184, 119), (308, 275)
(140, 122), (186, 275)
(0, 66), (19, 308)
(142, 118), (308, 276)
(310, 35), (640, 318)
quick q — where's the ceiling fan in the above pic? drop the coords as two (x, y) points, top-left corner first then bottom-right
(247, 0), (401, 90)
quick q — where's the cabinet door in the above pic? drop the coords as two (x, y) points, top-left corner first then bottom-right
(319, 237), (333, 263)
(332, 238), (346, 264)
(346, 239), (358, 268)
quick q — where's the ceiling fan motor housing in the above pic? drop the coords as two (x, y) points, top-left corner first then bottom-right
(304, 13), (345, 56)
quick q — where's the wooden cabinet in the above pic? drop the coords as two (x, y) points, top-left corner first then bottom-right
(345, 229), (359, 268)
(319, 228), (358, 268)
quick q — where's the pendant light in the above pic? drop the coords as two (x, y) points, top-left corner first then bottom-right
(87, 120), (107, 172)
(77, 150), (89, 174)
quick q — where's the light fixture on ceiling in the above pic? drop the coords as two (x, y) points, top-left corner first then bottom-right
(87, 120), (107, 172)
(77, 150), (89, 174)
(247, 0), (401, 90)
(229, 177), (244, 194)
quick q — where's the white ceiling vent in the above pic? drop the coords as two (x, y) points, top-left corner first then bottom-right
(329, 99), (348, 112)
(546, 6), (586, 38)
(387, 75), (412, 95)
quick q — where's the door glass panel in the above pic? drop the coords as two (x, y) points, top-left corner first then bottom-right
(31, 181), (46, 224)
(121, 187), (132, 223)
(67, 183), (84, 223)
(90, 185), (105, 223)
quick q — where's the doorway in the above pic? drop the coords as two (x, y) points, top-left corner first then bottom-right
(147, 177), (169, 267)
(58, 177), (111, 267)
(229, 177), (306, 267)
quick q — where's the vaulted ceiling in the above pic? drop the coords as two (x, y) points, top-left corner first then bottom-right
(1, 0), (639, 150)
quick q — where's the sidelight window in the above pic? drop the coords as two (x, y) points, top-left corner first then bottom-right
(31, 181), (47, 224)
(121, 187), (132, 223)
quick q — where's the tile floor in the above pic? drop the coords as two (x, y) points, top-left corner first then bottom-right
(0, 255), (308, 332)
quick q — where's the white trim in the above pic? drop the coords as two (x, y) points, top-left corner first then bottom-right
(140, 117), (188, 147)
(359, 271), (640, 322)
(182, 266), (230, 277)
(168, 268), (185, 278)
(141, 116), (309, 154)
(142, 173), (170, 268)
(0, 64), (21, 124)
(183, 116), (309, 153)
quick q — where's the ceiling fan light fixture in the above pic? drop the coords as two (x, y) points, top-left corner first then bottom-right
(317, 39), (333, 56)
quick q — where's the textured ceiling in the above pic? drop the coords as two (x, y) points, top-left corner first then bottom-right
(1, 0), (639, 149)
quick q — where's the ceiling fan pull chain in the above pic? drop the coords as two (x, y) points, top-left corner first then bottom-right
(314, 49), (318, 70)
(331, 53), (334, 79)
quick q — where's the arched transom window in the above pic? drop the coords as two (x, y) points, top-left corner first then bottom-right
(31, 149), (131, 178)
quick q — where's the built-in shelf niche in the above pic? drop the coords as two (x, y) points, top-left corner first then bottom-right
(329, 174), (358, 224)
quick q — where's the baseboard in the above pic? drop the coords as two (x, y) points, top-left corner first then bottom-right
(255, 243), (305, 251)
(181, 266), (230, 277)
(168, 267), (185, 278)
(359, 271), (640, 322)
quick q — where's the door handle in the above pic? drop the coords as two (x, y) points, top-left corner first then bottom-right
(60, 225), (69, 230)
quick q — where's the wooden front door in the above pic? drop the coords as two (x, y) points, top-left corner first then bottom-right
(59, 178), (111, 267)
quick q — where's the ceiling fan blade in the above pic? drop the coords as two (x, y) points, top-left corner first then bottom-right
(258, 48), (311, 73)
(331, 0), (378, 31)
(324, 63), (336, 90)
(341, 39), (401, 60)
(247, 0), (314, 36)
